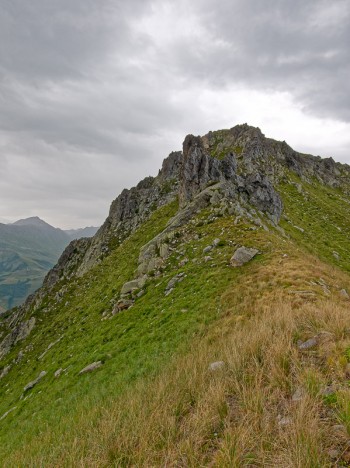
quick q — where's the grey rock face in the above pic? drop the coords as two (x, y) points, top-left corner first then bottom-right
(0, 317), (35, 359)
(79, 361), (102, 375)
(24, 370), (46, 392)
(230, 246), (259, 267)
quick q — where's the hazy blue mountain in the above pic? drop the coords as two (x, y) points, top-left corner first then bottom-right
(0, 217), (98, 312)
(65, 226), (99, 240)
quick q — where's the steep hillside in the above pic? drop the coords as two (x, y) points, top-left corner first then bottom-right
(1, 124), (350, 466)
(0, 218), (99, 312)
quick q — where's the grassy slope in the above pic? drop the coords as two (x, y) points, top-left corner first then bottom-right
(2, 174), (350, 465)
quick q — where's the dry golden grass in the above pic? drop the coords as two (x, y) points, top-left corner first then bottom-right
(10, 250), (350, 467)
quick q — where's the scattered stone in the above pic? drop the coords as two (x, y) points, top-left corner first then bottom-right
(136, 289), (145, 298)
(332, 424), (347, 434)
(24, 371), (47, 392)
(0, 407), (17, 421)
(39, 337), (62, 360)
(112, 299), (133, 314)
(319, 385), (335, 397)
(203, 245), (213, 254)
(328, 449), (339, 460)
(340, 289), (349, 299)
(212, 238), (221, 247)
(165, 273), (185, 293)
(208, 361), (225, 371)
(333, 251), (340, 260)
(230, 246), (259, 267)
(292, 387), (304, 401)
(120, 277), (146, 295)
(204, 256), (213, 263)
(178, 257), (189, 267)
(54, 368), (63, 378)
(164, 288), (173, 296)
(298, 337), (318, 350)
(79, 361), (102, 375)
(294, 225), (304, 233)
(0, 365), (11, 380)
(277, 415), (291, 427)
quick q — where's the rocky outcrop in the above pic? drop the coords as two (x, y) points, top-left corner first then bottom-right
(0, 317), (35, 359)
(2, 123), (350, 361)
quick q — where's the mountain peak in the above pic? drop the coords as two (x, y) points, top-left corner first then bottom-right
(12, 216), (54, 228)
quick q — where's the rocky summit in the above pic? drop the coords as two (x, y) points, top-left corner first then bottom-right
(1, 124), (350, 465)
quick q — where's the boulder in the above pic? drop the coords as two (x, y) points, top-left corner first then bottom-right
(79, 361), (102, 375)
(230, 246), (259, 266)
(24, 371), (47, 392)
(120, 277), (146, 295)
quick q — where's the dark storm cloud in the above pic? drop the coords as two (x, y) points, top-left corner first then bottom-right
(0, 0), (349, 227)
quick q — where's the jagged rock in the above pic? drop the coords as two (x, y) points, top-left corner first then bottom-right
(298, 337), (318, 350)
(230, 246), (259, 266)
(24, 371), (46, 392)
(79, 361), (102, 375)
(0, 317), (36, 359)
(208, 361), (225, 371)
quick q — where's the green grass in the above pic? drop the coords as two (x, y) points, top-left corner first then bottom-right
(3, 167), (350, 463)
(278, 174), (350, 272)
(0, 198), (273, 460)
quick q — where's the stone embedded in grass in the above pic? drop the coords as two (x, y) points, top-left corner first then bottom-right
(24, 371), (47, 392)
(203, 245), (213, 254)
(208, 361), (225, 371)
(79, 361), (102, 375)
(120, 277), (146, 295)
(165, 273), (185, 294)
(340, 288), (349, 298)
(277, 415), (291, 427)
(212, 238), (221, 247)
(0, 407), (17, 421)
(298, 337), (318, 350)
(54, 368), (63, 378)
(292, 387), (304, 401)
(230, 246), (259, 267)
(204, 256), (213, 263)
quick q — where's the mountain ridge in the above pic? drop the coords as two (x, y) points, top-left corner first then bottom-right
(1, 123), (350, 465)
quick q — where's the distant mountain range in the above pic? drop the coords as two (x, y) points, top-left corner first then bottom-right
(0, 217), (99, 312)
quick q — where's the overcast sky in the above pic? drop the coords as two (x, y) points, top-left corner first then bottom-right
(0, 0), (349, 228)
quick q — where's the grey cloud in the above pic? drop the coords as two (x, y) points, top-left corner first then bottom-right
(0, 0), (349, 227)
(173, 0), (350, 121)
